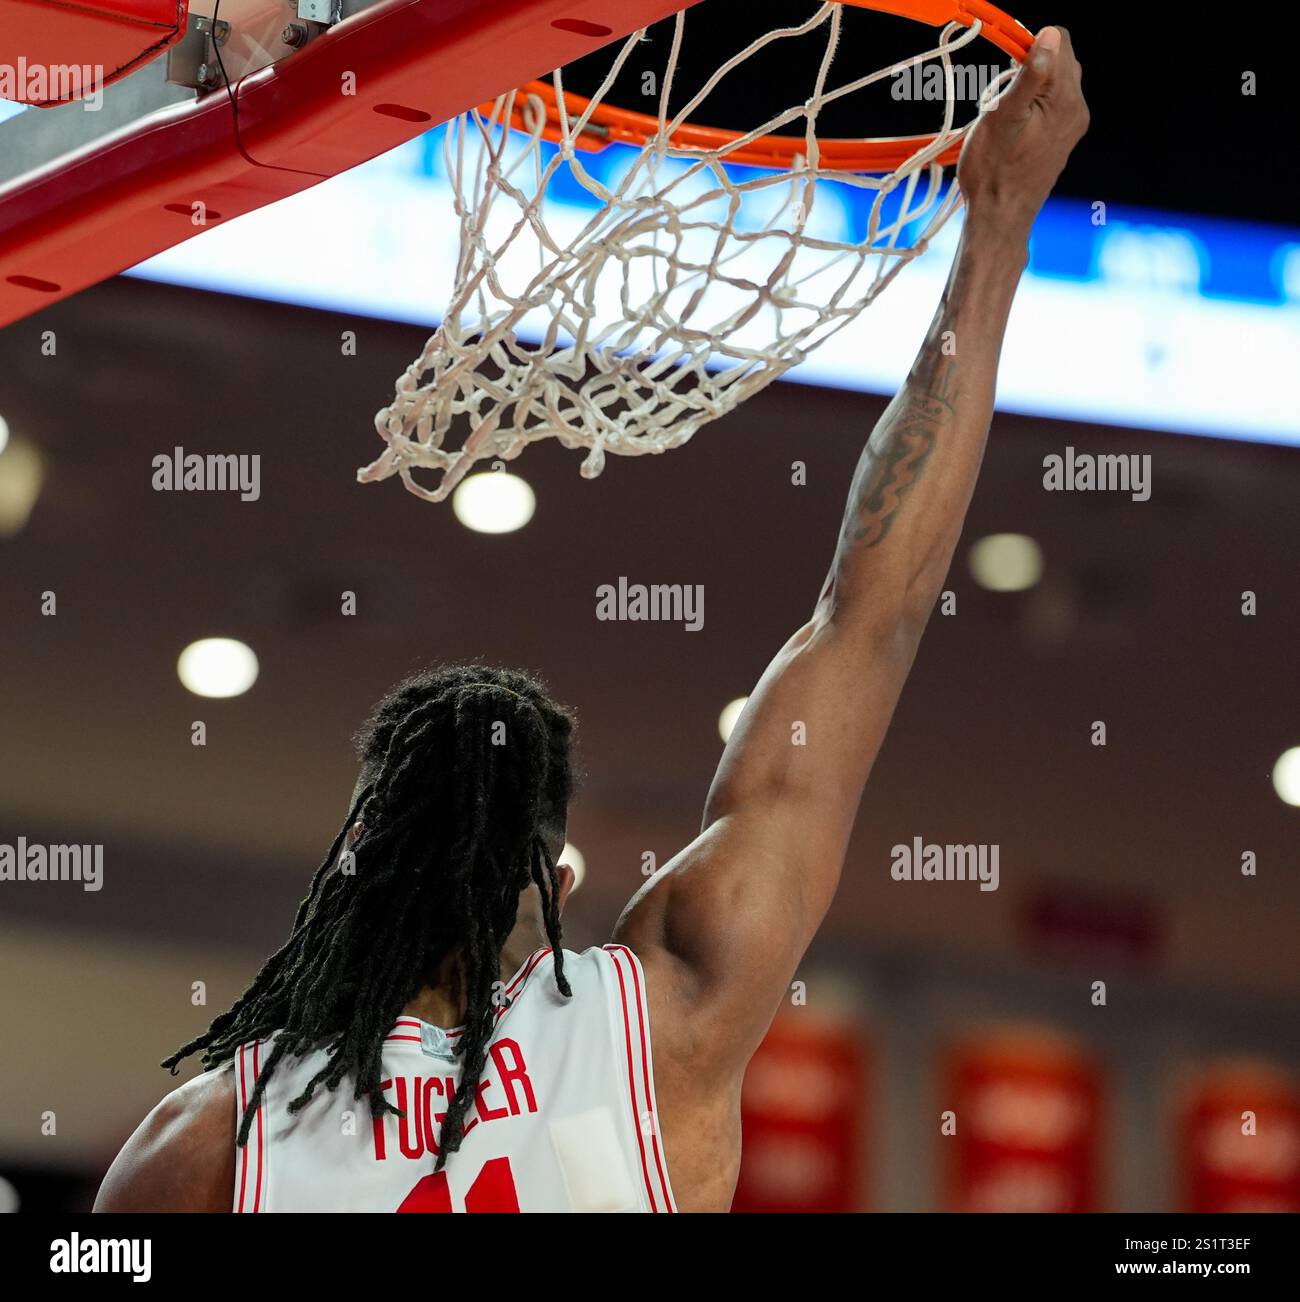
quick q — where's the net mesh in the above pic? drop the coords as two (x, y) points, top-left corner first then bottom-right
(359, 3), (1015, 502)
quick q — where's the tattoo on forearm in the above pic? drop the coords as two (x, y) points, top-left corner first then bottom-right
(841, 357), (957, 551)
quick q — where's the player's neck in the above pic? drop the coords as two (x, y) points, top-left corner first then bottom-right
(400, 935), (539, 1029)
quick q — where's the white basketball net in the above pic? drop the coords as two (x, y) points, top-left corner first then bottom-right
(359, 3), (1014, 502)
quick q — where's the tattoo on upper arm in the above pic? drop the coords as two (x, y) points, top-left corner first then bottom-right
(841, 358), (957, 551)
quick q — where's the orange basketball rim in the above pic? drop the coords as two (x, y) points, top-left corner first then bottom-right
(487, 0), (1033, 172)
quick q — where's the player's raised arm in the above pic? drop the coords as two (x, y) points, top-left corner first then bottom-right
(616, 29), (1088, 1068)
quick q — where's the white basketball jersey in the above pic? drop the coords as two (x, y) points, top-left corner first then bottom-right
(232, 944), (676, 1213)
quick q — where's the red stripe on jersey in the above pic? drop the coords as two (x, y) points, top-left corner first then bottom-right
(236, 1046), (249, 1212)
(506, 948), (551, 1001)
(609, 944), (674, 1212)
(252, 1040), (264, 1213)
(605, 947), (659, 1211)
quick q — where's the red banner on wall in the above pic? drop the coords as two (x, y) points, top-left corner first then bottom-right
(731, 1010), (868, 1213)
(944, 1032), (1101, 1213)
(1180, 1067), (1300, 1212)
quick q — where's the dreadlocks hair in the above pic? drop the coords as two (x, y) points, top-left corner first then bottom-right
(162, 663), (578, 1171)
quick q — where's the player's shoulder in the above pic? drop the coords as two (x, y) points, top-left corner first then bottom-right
(517, 943), (610, 984)
(543, 943), (651, 994)
(513, 945), (657, 1024)
(94, 1065), (236, 1212)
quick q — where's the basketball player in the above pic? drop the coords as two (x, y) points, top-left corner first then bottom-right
(96, 28), (1087, 1213)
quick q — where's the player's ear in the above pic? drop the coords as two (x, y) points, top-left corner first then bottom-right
(554, 863), (577, 912)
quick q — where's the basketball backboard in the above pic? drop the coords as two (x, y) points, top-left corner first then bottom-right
(0, 0), (699, 329)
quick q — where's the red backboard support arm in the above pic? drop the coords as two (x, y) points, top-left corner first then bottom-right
(0, 0), (698, 328)
(0, 0), (189, 104)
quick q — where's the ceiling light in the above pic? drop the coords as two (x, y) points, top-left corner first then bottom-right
(177, 638), (259, 698)
(1272, 747), (1300, 807)
(969, 533), (1043, 592)
(452, 472), (535, 534)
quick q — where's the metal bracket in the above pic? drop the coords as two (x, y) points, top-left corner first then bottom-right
(166, 15), (233, 92)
